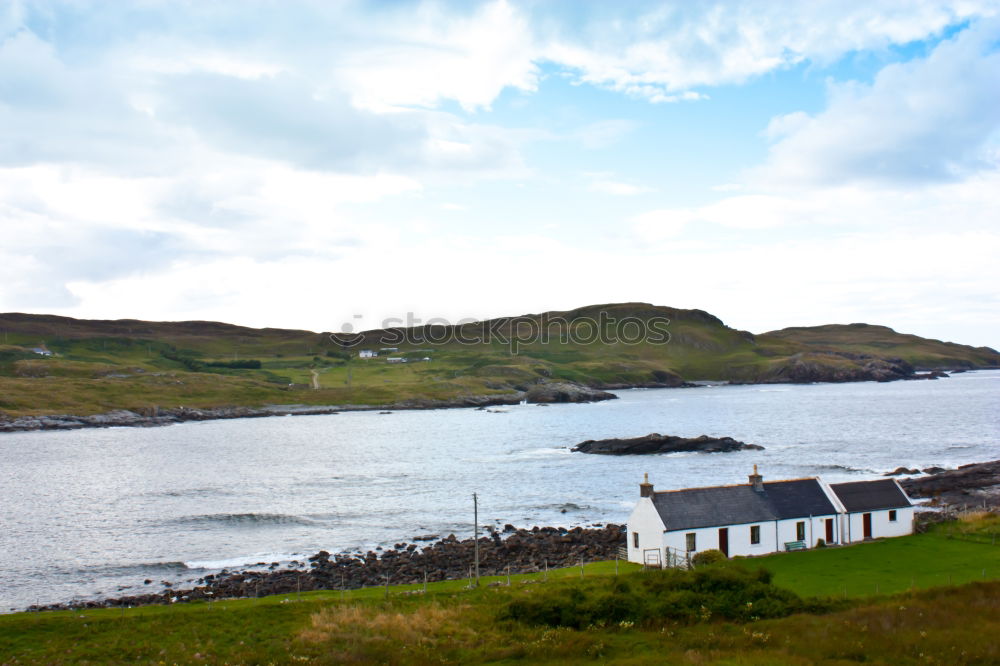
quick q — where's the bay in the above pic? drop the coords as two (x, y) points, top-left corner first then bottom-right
(1, 370), (998, 611)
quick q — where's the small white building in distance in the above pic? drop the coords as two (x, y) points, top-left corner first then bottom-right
(358, 350), (377, 359)
(626, 468), (914, 567)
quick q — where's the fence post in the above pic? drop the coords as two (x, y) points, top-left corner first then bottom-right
(580, 557), (584, 579)
(544, 559), (548, 582)
(384, 574), (389, 599)
(507, 565), (511, 586)
(615, 555), (619, 576)
(423, 570), (428, 594)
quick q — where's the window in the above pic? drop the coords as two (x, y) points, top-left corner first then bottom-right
(633, 532), (639, 548)
(686, 532), (697, 552)
(889, 510), (897, 522)
(796, 521), (806, 541)
(750, 525), (761, 545)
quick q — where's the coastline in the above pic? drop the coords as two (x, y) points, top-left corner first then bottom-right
(22, 457), (1000, 613)
(25, 524), (626, 613)
(0, 369), (972, 434)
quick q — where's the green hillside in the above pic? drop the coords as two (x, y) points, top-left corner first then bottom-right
(763, 322), (1000, 369)
(0, 304), (996, 419)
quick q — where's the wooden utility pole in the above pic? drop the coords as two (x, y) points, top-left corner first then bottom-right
(473, 493), (480, 587)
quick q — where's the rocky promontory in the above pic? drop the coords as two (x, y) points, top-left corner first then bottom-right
(572, 433), (762, 455)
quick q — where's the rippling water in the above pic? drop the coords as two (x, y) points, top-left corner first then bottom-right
(2, 370), (998, 610)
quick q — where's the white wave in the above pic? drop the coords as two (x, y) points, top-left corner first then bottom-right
(184, 552), (304, 570)
(510, 447), (573, 459)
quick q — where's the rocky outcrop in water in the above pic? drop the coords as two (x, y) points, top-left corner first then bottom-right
(901, 460), (1000, 508)
(523, 382), (617, 404)
(27, 524), (626, 612)
(572, 433), (762, 455)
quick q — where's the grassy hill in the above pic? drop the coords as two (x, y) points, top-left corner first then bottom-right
(764, 322), (1000, 369)
(0, 304), (996, 419)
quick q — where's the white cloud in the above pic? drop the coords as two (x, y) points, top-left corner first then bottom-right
(752, 19), (1000, 186)
(538, 1), (998, 102)
(335, 0), (539, 112)
(634, 173), (1000, 241)
(590, 180), (652, 196)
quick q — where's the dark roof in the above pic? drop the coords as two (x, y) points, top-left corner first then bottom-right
(830, 479), (912, 512)
(652, 479), (838, 531)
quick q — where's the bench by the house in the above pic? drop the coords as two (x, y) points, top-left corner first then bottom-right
(784, 540), (807, 551)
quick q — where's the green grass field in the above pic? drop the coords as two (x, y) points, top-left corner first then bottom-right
(756, 527), (1000, 598)
(2, 521), (999, 664)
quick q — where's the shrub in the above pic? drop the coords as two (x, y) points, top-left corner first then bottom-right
(206, 359), (262, 369)
(815, 538), (826, 548)
(502, 566), (820, 629)
(692, 549), (727, 568)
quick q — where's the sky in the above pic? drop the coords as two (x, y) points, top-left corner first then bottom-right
(1, 1), (998, 346)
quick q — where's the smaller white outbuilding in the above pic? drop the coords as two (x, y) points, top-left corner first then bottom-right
(626, 468), (915, 567)
(829, 479), (915, 543)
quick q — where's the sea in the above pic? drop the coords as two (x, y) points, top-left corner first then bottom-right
(1, 370), (998, 611)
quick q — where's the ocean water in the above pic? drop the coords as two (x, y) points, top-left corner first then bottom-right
(1, 370), (998, 610)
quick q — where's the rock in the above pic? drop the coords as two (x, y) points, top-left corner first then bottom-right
(884, 467), (920, 476)
(905, 370), (948, 380)
(922, 467), (948, 475)
(902, 460), (1000, 499)
(572, 433), (763, 455)
(523, 382), (617, 404)
(759, 351), (916, 384)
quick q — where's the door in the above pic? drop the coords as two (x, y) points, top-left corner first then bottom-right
(718, 528), (729, 557)
(862, 513), (872, 539)
(825, 518), (834, 543)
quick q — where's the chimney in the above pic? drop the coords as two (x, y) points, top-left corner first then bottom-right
(640, 472), (654, 498)
(749, 464), (764, 492)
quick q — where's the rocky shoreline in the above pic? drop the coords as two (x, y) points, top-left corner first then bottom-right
(27, 524), (626, 612)
(20, 460), (1000, 613)
(572, 433), (762, 455)
(0, 382), (616, 434)
(1, 368), (987, 434)
(900, 460), (1000, 509)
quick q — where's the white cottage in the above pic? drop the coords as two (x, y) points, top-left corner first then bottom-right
(829, 479), (914, 543)
(626, 468), (914, 566)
